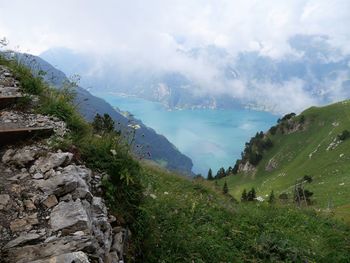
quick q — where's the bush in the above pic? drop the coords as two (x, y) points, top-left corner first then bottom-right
(338, 130), (350, 141)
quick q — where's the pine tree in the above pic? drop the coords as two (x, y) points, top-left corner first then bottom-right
(241, 189), (247, 202)
(92, 113), (115, 134)
(223, 181), (228, 195)
(247, 187), (256, 201)
(207, 168), (213, 180)
(268, 190), (275, 204)
(92, 113), (103, 133)
(102, 113), (115, 133)
(215, 167), (226, 179)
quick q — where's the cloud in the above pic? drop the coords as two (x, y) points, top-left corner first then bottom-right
(0, 1), (349, 113)
(0, 0), (349, 56)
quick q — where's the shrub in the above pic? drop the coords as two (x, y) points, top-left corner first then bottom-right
(338, 130), (350, 141)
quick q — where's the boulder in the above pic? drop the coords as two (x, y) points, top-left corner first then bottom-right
(34, 152), (73, 173)
(50, 200), (91, 234)
(35, 165), (92, 200)
(2, 146), (41, 167)
(4, 233), (41, 249)
(4, 235), (92, 263)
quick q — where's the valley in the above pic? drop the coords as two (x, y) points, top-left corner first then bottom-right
(93, 91), (277, 175)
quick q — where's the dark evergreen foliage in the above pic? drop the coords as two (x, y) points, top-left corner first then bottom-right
(294, 187), (313, 205)
(338, 130), (350, 141)
(223, 181), (228, 195)
(92, 113), (116, 134)
(207, 168), (214, 180)
(279, 192), (289, 201)
(268, 190), (275, 204)
(247, 187), (256, 201)
(241, 189), (247, 202)
(303, 175), (313, 183)
(215, 167), (226, 179)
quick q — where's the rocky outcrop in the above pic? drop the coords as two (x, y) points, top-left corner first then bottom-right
(238, 161), (256, 174)
(0, 145), (125, 262)
(265, 158), (278, 172)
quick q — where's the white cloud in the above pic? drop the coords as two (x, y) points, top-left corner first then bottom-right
(0, 0), (349, 56)
(0, 0), (349, 113)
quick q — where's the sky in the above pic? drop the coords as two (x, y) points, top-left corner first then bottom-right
(0, 0), (349, 56)
(0, 0), (350, 113)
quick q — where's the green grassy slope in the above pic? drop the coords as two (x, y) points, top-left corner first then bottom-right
(137, 163), (350, 262)
(220, 100), (350, 221)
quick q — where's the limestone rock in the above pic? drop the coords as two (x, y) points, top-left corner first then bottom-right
(0, 194), (10, 206)
(35, 165), (92, 200)
(34, 152), (73, 173)
(42, 195), (58, 208)
(2, 146), (41, 167)
(4, 233), (41, 249)
(33, 173), (44, 179)
(29, 251), (90, 263)
(10, 218), (32, 232)
(50, 200), (91, 234)
(4, 235), (92, 263)
(2, 149), (15, 163)
(24, 199), (36, 211)
(238, 161), (256, 174)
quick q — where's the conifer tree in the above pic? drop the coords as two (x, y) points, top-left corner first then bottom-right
(241, 189), (247, 202)
(102, 113), (115, 133)
(247, 187), (256, 201)
(207, 168), (214, 180)
(268, 190), (275, 204)
(223, 181), (228, 195)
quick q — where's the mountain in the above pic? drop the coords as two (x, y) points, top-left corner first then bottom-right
(14, 53), (193, 174)
(220, 99), (350, 222)
(40, 34), (350, 113)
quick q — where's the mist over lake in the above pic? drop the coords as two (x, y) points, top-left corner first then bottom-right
(95, 92), (278, 175)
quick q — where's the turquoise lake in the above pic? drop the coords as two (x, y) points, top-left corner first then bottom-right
(95, 92), (278, 175)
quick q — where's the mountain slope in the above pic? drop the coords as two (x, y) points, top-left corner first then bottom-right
(15, 53), (193, 174)
(137, 163), (350, 262)
(221, 100), (350, 220)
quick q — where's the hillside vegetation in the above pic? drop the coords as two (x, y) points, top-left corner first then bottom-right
(1, 54), (349, 262)
(220, 101), (350, 222)
(136, 164), (350, 262)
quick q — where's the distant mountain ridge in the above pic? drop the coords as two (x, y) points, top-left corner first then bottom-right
(14, 53), (194, 175)
(41, 34), (350, 114)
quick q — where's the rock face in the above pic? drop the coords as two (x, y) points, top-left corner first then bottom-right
(238, 161), (256, 174)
